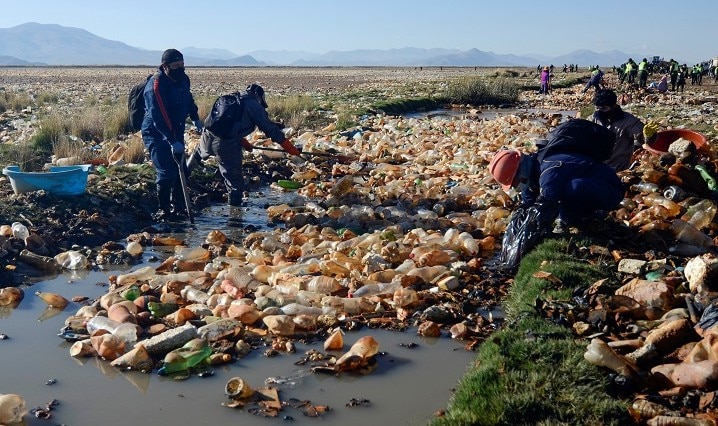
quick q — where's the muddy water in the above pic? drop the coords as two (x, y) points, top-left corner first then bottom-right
(0, 188), (478, 426)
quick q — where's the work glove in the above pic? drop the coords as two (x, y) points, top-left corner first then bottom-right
(193, 120), (203, 133)
(280, 138), (301, 157)
(643, 120), (659, 142)
(170, 141), (185, 155)
(241, 138), (254, 152)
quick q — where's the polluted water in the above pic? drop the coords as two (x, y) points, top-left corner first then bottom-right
(0, 187), (478, 426)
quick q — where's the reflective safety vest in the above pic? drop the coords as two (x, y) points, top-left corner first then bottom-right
(638, 61), (648, 71)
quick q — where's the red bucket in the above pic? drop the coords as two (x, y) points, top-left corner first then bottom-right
(644, 129), (707, 155)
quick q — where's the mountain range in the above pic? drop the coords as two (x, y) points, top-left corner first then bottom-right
(0, 22), (650, 67)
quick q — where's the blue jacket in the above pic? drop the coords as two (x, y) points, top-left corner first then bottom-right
(141, 69), (199, 144)
(522, 151), (624, 224)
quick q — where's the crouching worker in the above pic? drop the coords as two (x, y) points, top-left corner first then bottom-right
(488, 119), (625, 269)
(186, 84), (301, 206)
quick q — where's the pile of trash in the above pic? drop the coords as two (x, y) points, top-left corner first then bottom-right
(5, 100), (718, 423)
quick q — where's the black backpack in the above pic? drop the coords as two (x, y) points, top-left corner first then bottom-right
(128, 74), (153, 132)
(537, 119), (616, 163)
(204, 92), (243, 138)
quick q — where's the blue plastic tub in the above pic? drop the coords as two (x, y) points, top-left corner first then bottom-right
(2, 164), (92, 195)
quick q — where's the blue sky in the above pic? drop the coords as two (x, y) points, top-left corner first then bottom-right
(1, 0), (715, 64)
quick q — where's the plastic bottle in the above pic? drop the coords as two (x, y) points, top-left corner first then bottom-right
(642, 193), (682, 217)
(695, 164), (718, 191)
(681, 199), (717, 230)
(583, 338), (635, 376)
(116, 266), (156, 286)
(180, 286), (209, 305)
(54, 250), (89, 270)
(350, 282), (401, 298)
(630, 182), (660, 193)
(0, 393), (28, 425)
(0, 287), (24, 306)
(86, 316), (138, 343)
(670, 219), (714, 248)
(147, 302), (179, 318)
(10, 222), (29, 241)
(280, 303), (323, 317)
(158, 338), (212, 375)
(121, 285), (141, 301)
(174, 246), (209, 261)
(458, 232), (479, 256)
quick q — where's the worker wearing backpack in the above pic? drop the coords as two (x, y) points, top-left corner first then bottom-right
(141, 48), (203, 220)
(186, 83), (301, 206)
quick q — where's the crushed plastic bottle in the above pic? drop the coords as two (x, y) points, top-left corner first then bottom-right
(86, 316), (138, 344)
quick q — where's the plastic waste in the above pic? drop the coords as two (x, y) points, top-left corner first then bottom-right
(86, 316), (138, 343)
(225, 377), (254, 400)
(0, 287), (24, 306)
(0, 393), (28, 425)
(695, 164), (718, 191)
(174, 246), (209, 261)
(630, 182), (660, 193)
(116, 266), (156, 286)
(10, 222), (29, 241)
(121, 285), (141, 301)
(671, 219), (714, 248)
(584, 338), (635, 376)
(54, 250), (89, 270)
(663, 185), (688, 201)
(158, 338), (212, 375)
(499, 202), (558, 270)
(35, 291), (69, 309)
(19, 249), (61, 272)
(276, 179), (303, 190)
(681, 199), (717, 230)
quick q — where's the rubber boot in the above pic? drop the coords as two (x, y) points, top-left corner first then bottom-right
(171, 181), (188, 218)
(228, 190), (243, 207)
(152, 183), (172, 221)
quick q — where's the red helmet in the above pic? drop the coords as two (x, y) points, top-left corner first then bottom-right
(489, 149), (522, 190)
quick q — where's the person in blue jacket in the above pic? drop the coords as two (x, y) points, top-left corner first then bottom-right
(186, 84), (301, 206)
(489, 120), (625, 268)
(141, 48), (202, 220)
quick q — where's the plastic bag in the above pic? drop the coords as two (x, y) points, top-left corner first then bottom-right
(498, 201), (558, 270)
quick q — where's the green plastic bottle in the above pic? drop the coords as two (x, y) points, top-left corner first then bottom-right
(158, 338), (212, 375)
(147, 302), (179, 318)
(276, 179), (303, 190)
(695, 164), (718, 191)
(121, 285), (141, 301)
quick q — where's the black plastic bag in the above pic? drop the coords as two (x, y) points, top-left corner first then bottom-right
(498, 201), (558, 270)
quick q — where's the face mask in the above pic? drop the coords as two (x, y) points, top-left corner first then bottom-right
(597, 110), (612, 121)
(168, 67), (185, 81)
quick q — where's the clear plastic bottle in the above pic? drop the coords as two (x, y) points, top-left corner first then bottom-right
(583, 338), (635, 376)
(670, 219), (714, 248)
(681, 199), (717, 230)
(174, 246), (209, 261)
(116, 266), (156, 286)
(630, 182), (660, 193)
(86, 316), (138, 343)
(458, 232), (479, 256)
(180, 286), (209, 305)
(663, 185), (688, 201)
(10, 222), (29, 241)
(350, 282), (401, 298)
(54, 250), (89, 270)
(0, 393), (28, 425)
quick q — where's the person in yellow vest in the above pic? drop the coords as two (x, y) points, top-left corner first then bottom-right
(626, 59), (637, 84)
(669, 59), (680, 91)
(638, 58), (649, 88)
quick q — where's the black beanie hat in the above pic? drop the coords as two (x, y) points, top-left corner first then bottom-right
(161, 49), (183, 64)
(594, 89), (617, 107)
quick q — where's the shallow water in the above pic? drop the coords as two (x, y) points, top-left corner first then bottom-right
(0, 187), (478, 426)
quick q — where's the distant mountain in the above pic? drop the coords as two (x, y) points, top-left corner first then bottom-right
(0, 55), (42, 66)
(248, 49), (323, 65)
(0, 23), (262, 66)
(0, 22), (655, 67)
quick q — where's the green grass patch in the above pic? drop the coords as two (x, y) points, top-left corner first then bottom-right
(435, 238), (629, 426)
(371, 97), (443, 115)
(445, 76), (521, 106)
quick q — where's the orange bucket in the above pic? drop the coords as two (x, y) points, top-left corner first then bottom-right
(644, 129), (708, 155)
